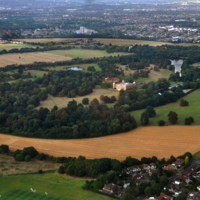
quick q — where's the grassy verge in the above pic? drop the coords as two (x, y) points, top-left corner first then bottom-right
(0, 173), (113, 200)
(131, 89), (200, 126)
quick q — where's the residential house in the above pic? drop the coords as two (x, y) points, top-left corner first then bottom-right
(122, 180), (130, 188)
(155, 193), (173, 200)
(197, 185), (200, 191)
(188, 193), (200, 200)
(113, 80), (136, 91)
(102, 183), (121, 196)
(142, 164), (150, 170)
(172, 158), (184, 168)
(150, 163), (157, 170)
(147, 169), (160, 176)
(164, 164), (177, 171)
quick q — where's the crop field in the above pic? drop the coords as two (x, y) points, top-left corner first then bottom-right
(38, 88), (119, 110)
(0, 173), (111, 200)
(131, 89), (200, 126)
(0, 154), (60, 176)
(0, 52), (72, 68)
(1, 125), (200, 160)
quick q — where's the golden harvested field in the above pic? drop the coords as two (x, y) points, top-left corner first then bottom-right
(0, 52), (71, 67)
(0, 126), (200, 160)
(38, 88), (119, 110)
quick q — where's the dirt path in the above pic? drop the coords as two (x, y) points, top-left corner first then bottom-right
(0, 126), (199, 160)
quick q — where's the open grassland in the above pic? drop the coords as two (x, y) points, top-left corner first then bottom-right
(1, 125), (200, 160)
(0, 52), (71, 67)
(0, 43), (37, 51)
(47, 49), (133, 59)
(0, 154), (60, 176)
(38, 88), (119, 110)
(0, 173), (111, 200)
(131, 89), (200, 126)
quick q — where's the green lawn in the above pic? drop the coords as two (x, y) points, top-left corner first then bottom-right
(0, 173), (112, 200)
(131, 89), (200, 126)
(193, 151), (200, 159)
(47, 49), (132, 59)
(0, 43), (37, 51)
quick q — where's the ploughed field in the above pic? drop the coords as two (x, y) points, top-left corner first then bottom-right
(0, 126), (200, 160)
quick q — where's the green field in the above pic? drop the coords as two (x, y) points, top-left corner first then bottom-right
(193, 151), (200, 159)
(131, 89), (200, 126)
(0, 173), (112, 200)
(0, 43), (37, 51)
(47, 49), (132, 59)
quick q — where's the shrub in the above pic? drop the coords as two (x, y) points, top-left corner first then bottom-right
(15, 154), (25, 161)
(58, 166), (65, 174)
(145, 106), (156, 117)
(185, 117), (194, 125)
(101, 82), (112, 89)
(180, 99), (189, 106)
(25, 155), (31, 162)
(37, 153), (48, 161)
(82, 98), (89, 105)
(140, 111), (149, 126)
(0, 144), (9, 153)
(158, 120), (165, 126)
(38, 169), (43, 174)
(168, 111), (178, 124)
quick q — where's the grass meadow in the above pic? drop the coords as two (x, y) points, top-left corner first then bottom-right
(0, 43), (37, 51)
(131, 89), (200, 126)
(0, 173), (112, 200)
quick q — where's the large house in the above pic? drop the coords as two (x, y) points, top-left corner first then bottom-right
(113, 80), (136, 91)
(155, 193), (173, 200)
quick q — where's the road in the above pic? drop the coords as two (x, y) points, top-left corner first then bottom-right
(184, 159), (200, 173)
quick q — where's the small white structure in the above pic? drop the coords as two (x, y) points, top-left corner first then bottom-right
(45, 192), (48, 195)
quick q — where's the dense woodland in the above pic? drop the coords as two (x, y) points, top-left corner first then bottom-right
(1, 44), (200, 139)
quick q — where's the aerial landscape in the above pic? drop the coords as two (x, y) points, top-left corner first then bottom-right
(2, 0), (200, 199)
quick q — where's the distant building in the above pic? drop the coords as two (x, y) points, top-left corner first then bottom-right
(76, 26), (97, 35)
(103, 77), (120, 83)
(113, 80), (136, 91)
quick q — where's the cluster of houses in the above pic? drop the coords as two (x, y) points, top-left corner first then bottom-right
(101, 158), (200, 199)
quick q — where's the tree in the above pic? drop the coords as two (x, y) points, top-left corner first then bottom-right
(160, 175), (169, 186)
(0, 144), (9, 153)
(25, 155), (31, 162)
(158, 120), (165, 126)
(120, 193), (134, 200)
(106, 171), (115, 183)
(82, 98), (89, 105)
(176, 193), (187, 200)
(15, 154), (25, 161)
(180, 99), (189, 106)
(185, 156), (189, 165)
(145, 106), (156, 117)
(144, 187), (152, 197)
(18, 68), (23, 74)
(168, 111), (178, 124)
(140, 112), (149, 126)
(96, 174), (106, 189)
(185, 117), (194, 125)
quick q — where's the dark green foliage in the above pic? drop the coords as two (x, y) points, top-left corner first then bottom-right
(145, 106), (156, 117)
(158, 120), (165, 126)
(180, 99), (189, 106)
(96, 174), (106, 189)
(185, 117), (194, 125)
(25, 155), (31, 162)
(58, 166), (65, 174)
(176, 193), (187, 200)
(168, 111), (178, 124)
(124, 156), (140, 167)
(82, 98), (89, 105)
(120, 193), (134, 200)
(37, 153), (48, 161)
(18, 68), (23, 74)
(101, 82), (112, 89)
(0, 144), (9, 153)
(140, 111), (149, 126)
(38, 169), (43, 174)
(87, 66), (96, 72)
(15, 154), (25, 161)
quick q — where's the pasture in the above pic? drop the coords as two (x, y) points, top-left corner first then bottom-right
(0, 43), (37, 51)
(0, 154), (60, 176)
(38, 88), (119, 110)
(131, 89), (200, 126)
(0, 125), (200, 160)
(0, 173), (111, 200)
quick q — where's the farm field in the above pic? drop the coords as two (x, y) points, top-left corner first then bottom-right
(38, 88), (119, 110)
(131, 89), (200, 126)
(0, 173), (111, 200)
(0, 52), (72, 68)
(1, 125), (200, 160)
(0, 154), (61, 176)
(0, 43), (37, 51)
